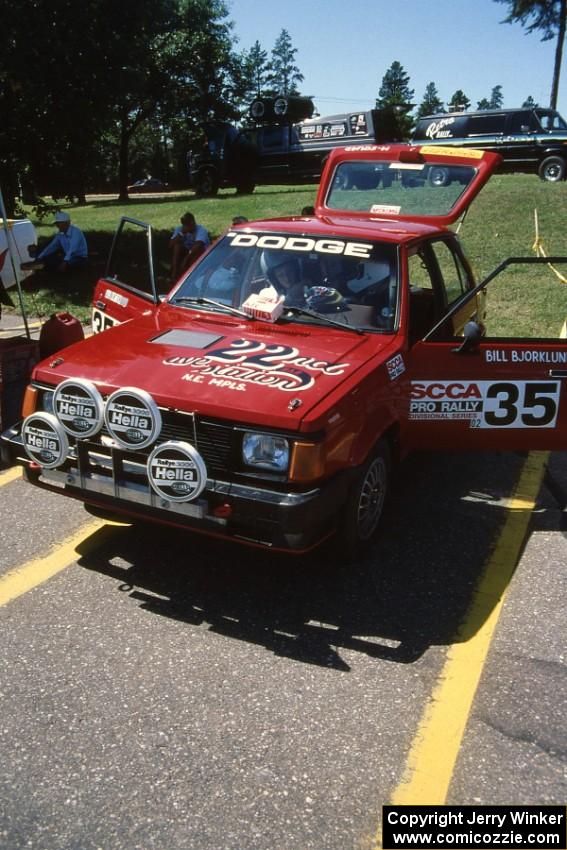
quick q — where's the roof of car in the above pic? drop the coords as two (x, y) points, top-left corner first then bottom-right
(415, 107), (554, 121)
(232, 214), (444, 244)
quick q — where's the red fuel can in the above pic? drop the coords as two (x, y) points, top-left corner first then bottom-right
(39, 312), (84, 358)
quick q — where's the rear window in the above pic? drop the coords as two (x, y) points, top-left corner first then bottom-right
(325, 158), (477, 218)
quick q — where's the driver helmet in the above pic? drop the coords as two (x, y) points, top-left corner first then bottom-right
(306, 286), (348, 313)
(346, 260), (390, 294)
(260, 250), (300, 286)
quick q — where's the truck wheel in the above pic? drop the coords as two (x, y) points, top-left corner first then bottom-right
(235, 179), (256, 195)
(428, 166), (451, 187)
(337, 441), (391, 562)
(538, 156), (565, 182)
(196, 169), (219, 196)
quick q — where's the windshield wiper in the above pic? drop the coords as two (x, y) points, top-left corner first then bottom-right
(282, 305), (364, 335)
(172, 296), (252, 320)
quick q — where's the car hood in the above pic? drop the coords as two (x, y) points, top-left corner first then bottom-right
(34, 308), (394, 431)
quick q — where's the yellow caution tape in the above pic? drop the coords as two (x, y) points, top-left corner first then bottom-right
(532, 209), (567, 284)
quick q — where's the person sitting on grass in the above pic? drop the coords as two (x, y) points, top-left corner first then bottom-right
(32, 211), (88, 274)
(170, 212), (210, 281)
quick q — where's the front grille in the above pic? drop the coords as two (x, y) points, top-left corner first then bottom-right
(96, 410), (236, 477)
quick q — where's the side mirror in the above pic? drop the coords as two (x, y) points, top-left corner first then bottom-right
(453, 320), (484, 354)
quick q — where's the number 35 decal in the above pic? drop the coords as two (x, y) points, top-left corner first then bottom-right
(411, 380), (561, 428)
(477, 381), (560, 429)
(92, 308), (121, 335)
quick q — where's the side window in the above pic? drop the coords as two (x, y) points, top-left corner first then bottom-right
(467, 114), (505, 136)
(408, 250), (435, 291)
(430, 240), (467, 306)
(509, 112), (537, 134)
(407, 250), (437, 344)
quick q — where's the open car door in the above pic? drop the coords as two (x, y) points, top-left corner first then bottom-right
(91, 217), (159, 334)
(402, 257), (567, 452)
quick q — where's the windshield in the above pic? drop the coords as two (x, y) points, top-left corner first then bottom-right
(171, 232), (399, 332)
(534, 109), (567, 131)
(325, 159), (477, 217)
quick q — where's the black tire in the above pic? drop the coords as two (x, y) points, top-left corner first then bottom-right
(336, 440), (391, 562)
(196, 168), (219, 197)
(428, 166), (451, 187)
(538, 156), (566, 183)
(235, 179), (256, 195)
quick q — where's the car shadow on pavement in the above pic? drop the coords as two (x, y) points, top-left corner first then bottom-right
(75, 450), (561, 671)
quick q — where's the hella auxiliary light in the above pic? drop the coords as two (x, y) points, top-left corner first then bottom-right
(147, 441), (207, 502)
(104, 387), (162, 450)
(242, 432), (289, 473)
(53, 378), (105, 438)
(21, 412), (69, 469)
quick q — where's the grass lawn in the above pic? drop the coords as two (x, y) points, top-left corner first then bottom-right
(5, 175), (567, 336)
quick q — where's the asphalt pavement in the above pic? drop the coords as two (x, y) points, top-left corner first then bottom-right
(0, 448), (565, 850)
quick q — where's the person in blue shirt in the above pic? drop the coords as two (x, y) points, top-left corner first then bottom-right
(36, 211), (88, 274)
(170, 211), (210, 280)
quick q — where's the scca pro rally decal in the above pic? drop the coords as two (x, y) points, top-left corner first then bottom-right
(164, 339), (349, 393)
(410, 380), (561, 428)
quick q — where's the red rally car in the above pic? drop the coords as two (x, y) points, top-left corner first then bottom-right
(3, 144), (567, 557)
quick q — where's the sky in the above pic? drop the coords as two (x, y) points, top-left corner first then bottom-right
(227, 0), (566, 118)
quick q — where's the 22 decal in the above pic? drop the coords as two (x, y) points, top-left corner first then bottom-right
(164, 339), (349, 393)
(410, 380), (561, 428)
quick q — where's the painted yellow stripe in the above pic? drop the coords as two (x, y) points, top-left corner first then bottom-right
(373, 450), (548, 847)
(0, 466), (22, 487)
(0, 519), (109, 607)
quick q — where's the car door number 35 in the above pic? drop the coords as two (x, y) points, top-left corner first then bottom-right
(411, 380), (561, 429)
(471, 381), (560, 429)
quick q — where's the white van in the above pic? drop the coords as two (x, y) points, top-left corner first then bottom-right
(0, 219), (37, 290)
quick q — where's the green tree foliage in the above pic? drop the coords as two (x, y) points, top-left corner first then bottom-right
(241, 41), (272, 98)
(0, 0), (243, 211)
(416, 82), (445, 118)
(489, 84), (505, 107)
(376, 61), (415, 137)
(447, 89), (472, 111)
(267, 29), (304, 95)
(495, 0), (566, 108)
(522, 94), (540, 105)
(477, 85), (504, 110)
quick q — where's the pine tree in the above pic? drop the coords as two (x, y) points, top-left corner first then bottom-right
(416, 82), (444, 118)
(376, 61), (415, 137)
(447, 90), (471, 111)
(267, 29), (304, 95)
(489, 85), (504, 108)
(522, 94), (539, 107)
(477, 98), (491, 110)
(245, 40), (271, 97)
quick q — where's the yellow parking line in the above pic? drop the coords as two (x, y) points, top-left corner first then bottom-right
(0, 466), (22, 487)
(373, 450), (548, 847)
(0, 519), (108, 607)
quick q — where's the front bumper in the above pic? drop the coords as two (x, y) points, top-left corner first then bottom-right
(2, 425), (350, 553)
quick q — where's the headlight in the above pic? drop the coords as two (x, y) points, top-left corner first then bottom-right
(42, 390), (55, 414)
(242, 432), (289, 473)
